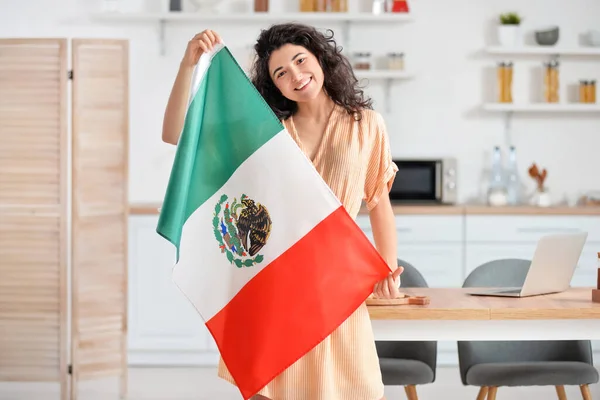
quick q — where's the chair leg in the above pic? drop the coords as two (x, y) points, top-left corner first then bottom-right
(487, 386), (498, 400)
(581, 384), (592, 400)
(404, 385), (418, 400)
(556, 385), (567, 400)
(476, 387), (488, 400)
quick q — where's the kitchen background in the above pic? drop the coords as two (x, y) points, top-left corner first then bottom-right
(2, 0), (599, 206)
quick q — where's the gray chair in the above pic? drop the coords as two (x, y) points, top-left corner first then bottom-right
(458, 259), (599, 400)
(375, 259), (437, 400)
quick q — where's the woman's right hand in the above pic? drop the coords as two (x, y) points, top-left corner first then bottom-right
(181, 29), (222, 69)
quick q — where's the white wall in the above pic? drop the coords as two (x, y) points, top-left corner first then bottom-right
(2, 0), (599, 205)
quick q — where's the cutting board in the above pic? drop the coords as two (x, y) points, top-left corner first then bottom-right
(366, 294), (430, 306)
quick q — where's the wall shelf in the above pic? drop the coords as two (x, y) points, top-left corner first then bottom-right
(485, 46), (600, 57)
(89, 11), (413, 55)
(355, 70), (414, 79)
(89, 11), (415, 23)
(89, 11), (414, 112)
(483, 103), (600, 112)
(481, 44), (600, 143)
(355, 70), (415, 113)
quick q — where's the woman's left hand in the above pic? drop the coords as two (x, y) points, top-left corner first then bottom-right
(372, 266), (404, 299)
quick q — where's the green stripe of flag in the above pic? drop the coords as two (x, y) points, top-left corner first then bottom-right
(157, 46), (283, 254)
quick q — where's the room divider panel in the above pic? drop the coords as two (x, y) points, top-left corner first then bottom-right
(0, 38), (129, 400)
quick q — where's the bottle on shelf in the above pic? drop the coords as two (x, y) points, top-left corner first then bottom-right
(505, 146), (521, 205)
(390, 0), (409, 12)
(387, 52), (405, 70)
(300, 0), (315, 12)
(331, 0), (347, 12)
(497, 61), (513, 103)
(580, 80), (590, 103)
(544, 60), (560, 103)
(372, 0), (386, 14)
(314, 0), (345, 12)
(497, 62), (506, 102)
(314, 0), (326, 11)
(580, 80), (597, 103)
(254, 0), (269, 12)
(487, 146), (508, 206)
(353, 52), (372, 70)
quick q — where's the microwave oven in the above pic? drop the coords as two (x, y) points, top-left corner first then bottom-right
(389, 158), (457, 204)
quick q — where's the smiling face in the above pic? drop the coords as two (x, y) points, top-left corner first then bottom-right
(268, 44), (325, 103)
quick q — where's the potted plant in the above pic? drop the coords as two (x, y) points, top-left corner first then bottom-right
(498, 12), (522, 47)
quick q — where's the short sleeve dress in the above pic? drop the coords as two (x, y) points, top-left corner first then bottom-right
(217, 104), (398, 400)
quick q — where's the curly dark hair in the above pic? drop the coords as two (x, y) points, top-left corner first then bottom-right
(250, 23), (372, 121)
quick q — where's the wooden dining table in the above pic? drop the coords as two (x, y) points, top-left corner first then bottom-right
(367, 287), (600, 341)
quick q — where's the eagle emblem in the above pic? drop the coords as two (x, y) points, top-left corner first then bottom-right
(212, 194), (272, 268)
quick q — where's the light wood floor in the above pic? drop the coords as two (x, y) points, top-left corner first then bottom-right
(1, 366), (598, 400)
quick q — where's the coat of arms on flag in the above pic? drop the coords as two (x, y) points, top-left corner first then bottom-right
(213, 193), (271, 267)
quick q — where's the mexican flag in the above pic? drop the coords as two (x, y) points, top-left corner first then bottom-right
(156, 43), (391, 399)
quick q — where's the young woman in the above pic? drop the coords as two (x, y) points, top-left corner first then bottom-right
(162, 23), (403, 400)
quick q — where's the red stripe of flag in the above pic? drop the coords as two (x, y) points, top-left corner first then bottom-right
(206, 205), (390, 399)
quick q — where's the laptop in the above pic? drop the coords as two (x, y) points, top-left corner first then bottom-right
(466, 232), (588, 298)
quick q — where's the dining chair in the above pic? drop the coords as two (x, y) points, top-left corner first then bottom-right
(458, 258), (599, 400)
(375, 258), (437, 400)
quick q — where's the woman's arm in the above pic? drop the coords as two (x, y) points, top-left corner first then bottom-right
(162, 29), (222, 145)
(370, 193), (403, 299)
(162, 64), (194, 145)
(369, 193), (398, 271)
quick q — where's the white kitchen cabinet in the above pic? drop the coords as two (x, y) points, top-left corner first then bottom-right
(465, 215), (600, 285)
(466, 215), (600, 243)
(128, 215), (218, 365)
(355, 215), (465, 287)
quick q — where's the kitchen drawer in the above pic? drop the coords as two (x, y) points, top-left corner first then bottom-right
(466, 215), (600, 243)
(356, 215), (463, 243)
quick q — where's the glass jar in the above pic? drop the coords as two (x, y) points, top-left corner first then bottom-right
(497, 61), (513, 103)
(353, 52), (371, 70)
(315, 0), (328, 11)
(589, 80), (597, 103)
(325, 0), (347, 11)
(300, 0), (315, 12)
(580, 80), (589, 103)
(372, 0), (386, 14)
(543, 60), (559, 103)
(254, 0), (268, 12)
(387, 52), (404, 70)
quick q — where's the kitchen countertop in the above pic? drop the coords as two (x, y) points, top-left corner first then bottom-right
(369, 287), (600, 342)
(128, 202), (600, 216)
(367, 287), (600, 320)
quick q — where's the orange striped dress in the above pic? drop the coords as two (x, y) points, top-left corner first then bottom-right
(217, 104), (398, 400)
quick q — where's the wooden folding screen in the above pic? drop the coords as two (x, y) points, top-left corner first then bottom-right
(70, 39), (129, 400)
(0, 38), (69, 396)
(0, 38), (129, 400)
